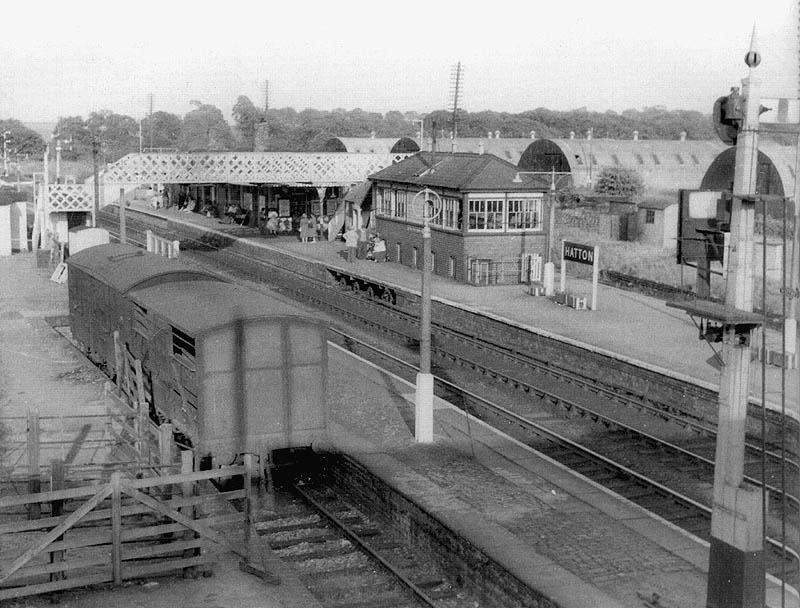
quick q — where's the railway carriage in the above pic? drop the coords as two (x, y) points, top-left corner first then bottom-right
(67, 243), (328, 462)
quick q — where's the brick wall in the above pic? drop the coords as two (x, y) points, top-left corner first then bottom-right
(376, 216), (547, 283)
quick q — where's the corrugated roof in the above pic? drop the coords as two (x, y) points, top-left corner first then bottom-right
(368, 152), (549, 191)
(518, 138), (728, 195)
(130, 280), (315, 335)
(322, 137), (420, 154)
(67, 243), (220, 294)
(434, 137), (535, 165)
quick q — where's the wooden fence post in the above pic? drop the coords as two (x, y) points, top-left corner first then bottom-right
(181, 449), (198, 578)
(111, 472), (122, 585)
(243, 454), (253, 558)
(50, 459), (65, 582)
(159, 423), (174, 499)
(113, 331), (123, 389)
(134, 359), (148, 460)
(27, 409), (40, 520)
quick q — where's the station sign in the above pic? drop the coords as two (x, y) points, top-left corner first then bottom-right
(562, 241), (595, 266)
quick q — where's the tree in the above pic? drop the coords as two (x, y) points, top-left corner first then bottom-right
(0, 120), (46, 157)
(140, 111), (182, 151)
(85, 110), (139, 162)
(232, 96), (264, 150)
(179, 102), (235, 152)
(593, 167), (645, 197)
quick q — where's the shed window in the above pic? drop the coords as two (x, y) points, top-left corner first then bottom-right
(651, 154), (660, 165)
(634, 154), (644, 164)
(645, 209), (656, 224)
(675, 154), (684, 165)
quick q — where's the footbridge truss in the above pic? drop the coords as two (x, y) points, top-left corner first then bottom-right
(102, 151), (411, 187)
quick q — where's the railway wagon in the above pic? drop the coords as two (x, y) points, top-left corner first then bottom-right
(68, 243), (221, 371)
(68, 244), (328, 462)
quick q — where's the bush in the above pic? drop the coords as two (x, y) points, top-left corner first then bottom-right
(594, 167), (644, 197)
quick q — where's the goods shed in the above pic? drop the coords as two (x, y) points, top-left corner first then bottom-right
(700, 141), (796, 199)
(517, 137), (727, 196)
(321, 136), (420, 154)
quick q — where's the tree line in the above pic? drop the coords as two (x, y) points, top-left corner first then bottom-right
(1, 97), (718, 165)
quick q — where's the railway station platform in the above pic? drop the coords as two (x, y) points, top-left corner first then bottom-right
(0, 244), (796, 607)
(129, 201), (798, 420)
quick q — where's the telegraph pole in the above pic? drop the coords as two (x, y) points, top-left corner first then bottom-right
(706, 28), (765, 608)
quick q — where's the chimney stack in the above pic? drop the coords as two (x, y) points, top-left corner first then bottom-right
(679, 131), (687, 141)
(569, 131), (575, 139)
(530, 130), (536, 140)
(633, 130), (639, 141)
(478, 142), (485, 154)
(494, 130), (500, 139)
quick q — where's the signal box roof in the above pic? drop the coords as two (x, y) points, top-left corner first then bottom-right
(67, 243), (221, 294)
(129, 280), (320, 336)
(369, 152), (551, 192)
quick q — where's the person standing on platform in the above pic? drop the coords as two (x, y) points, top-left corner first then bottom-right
(356, 228), (369, 260)
(372, 234), (386, 262)
(344, 227), (358, 263)
(306, 214), (317, 242)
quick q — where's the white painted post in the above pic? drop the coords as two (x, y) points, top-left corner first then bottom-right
(559, 240), (566, 293)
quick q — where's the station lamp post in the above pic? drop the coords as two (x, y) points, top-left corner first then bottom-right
(412, 187), (440, 443)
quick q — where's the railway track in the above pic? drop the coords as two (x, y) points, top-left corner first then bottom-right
(328, 331), (799, 586)
(99, 208), (799, 587)
(257, 457), (474, 608)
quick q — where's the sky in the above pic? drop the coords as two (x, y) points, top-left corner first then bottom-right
(1, 0), (797, 124)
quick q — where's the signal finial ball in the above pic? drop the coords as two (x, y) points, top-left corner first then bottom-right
(744, 50), (761, 68)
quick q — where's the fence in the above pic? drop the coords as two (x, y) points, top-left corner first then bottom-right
(146, 230), (180, 258)
(0, 460), (261, 600)
(0, 336), (275, 600)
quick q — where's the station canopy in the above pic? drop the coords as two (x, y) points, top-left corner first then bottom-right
(102, 151), (411, 187)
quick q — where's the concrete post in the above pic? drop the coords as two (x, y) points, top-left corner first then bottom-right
(706, 39), (765, 608)
(415, 222), (434, 443)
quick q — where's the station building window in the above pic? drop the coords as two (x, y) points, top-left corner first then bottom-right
(395, 242), (401, 262)
(430, 251), (436, 273)
(428, 196), (461, 230)
(412, 247), (418, 269)
(468, 199), (504, 231)
(448, 256), (455, 277)
(645, 209), (655, 224)
(507, 197), (543, 230)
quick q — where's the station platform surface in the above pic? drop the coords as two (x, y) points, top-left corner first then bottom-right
(1, 250), (795, 608)
(134, 202), (799, 420)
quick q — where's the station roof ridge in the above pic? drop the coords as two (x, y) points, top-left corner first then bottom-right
(369, 151), (550, 192)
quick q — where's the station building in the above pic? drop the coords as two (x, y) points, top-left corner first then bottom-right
(368, 151), (552, 285)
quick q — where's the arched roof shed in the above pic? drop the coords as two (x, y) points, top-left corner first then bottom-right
(517, 138), (727, 196)
(700, 141), (796, 198)
(321, 137), (420, 154)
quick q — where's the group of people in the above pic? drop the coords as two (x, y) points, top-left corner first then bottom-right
(343, 227), (386, 263)
(258, 210), (330, 241)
